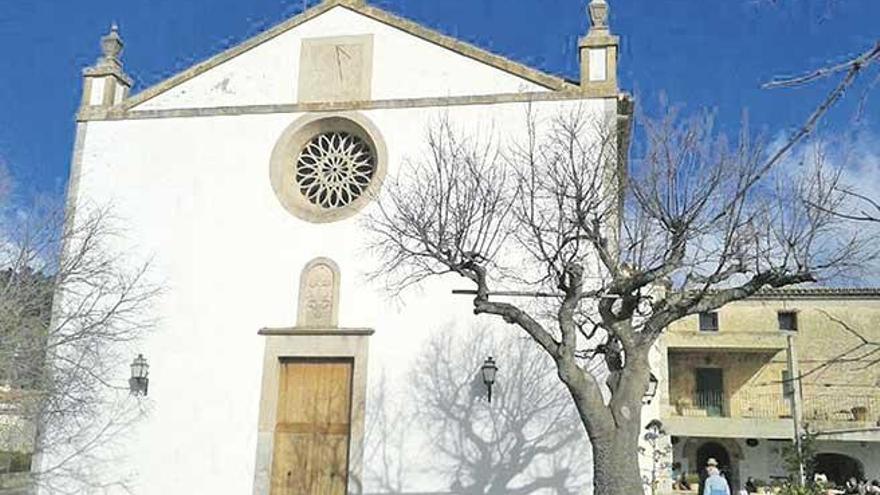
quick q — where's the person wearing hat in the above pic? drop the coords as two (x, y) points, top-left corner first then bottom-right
(703, 458), (731, 495)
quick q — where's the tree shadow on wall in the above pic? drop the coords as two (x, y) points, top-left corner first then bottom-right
(364, 327), (590, 494)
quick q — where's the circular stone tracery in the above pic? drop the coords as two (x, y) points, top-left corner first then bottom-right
(295, 131), (376, 209)
(270, 113), (387, 224)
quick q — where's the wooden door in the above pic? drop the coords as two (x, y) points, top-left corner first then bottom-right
(271, 360), (352, 495)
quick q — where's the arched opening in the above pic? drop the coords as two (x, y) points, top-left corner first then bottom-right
(696, 442), (733, 494)
(815, 453), (864, 486)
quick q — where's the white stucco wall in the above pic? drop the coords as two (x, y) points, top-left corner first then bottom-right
(42, 2), (632, 491)
(640, 343), (672, 493)
(61, 93), (613, 494)
(132, 6), (549, 112)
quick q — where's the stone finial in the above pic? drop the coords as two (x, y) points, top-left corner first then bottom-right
(99, 23), (124, 68)
(80, 22), (132, 110)
(83, 23), (131, 81)
(588, 0), (609, 30)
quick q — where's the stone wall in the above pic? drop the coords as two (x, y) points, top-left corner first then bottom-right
(667, 351), (785, 418)
(666, 296), (880, 427)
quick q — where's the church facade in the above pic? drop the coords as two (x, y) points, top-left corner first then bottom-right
(52, 0), (633, 493)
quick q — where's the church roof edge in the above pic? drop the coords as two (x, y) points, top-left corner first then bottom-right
(123, 0), (582, 110)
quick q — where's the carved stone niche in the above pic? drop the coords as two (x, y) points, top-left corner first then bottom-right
(296, 257), (341, 328)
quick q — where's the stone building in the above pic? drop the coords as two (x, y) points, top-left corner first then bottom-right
(0, 270), (50, 495)
(0, 390), (34, 495)
(46, 0), (632, 493)
(657, 288), (880, 490)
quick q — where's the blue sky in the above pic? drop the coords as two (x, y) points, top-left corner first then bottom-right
(0, 0), (877, 205)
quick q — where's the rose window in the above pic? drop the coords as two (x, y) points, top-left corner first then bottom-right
(294, 131), (376, 209)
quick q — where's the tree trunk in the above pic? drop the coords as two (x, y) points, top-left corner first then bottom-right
(556, 351), (649, 495)
(591, 426), (645, 495)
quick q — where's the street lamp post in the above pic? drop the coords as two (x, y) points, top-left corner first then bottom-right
(785, 334), (806, 486)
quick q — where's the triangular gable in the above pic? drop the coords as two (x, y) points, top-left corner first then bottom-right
(124, 0), (575, 111)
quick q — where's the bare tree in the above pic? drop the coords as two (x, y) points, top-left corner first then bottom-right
(778, 138), (880, 260)
(806, 160), (880, 225)
(763, 26), (880, 225)
(364, 102), (870, 493)
(0, 186), (157, 494)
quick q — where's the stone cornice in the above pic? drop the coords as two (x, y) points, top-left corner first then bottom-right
(122, 0), (581, 111)
(812, 426), (880, 437)
(79, 89), (628, 122)
(83, 64), (134, 87)
(258, 327), (375, 336)
(747, 287), (880, 300)
(579, 32), (619, 48)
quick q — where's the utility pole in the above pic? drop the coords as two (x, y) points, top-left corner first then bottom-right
(785, 333), (806, 486)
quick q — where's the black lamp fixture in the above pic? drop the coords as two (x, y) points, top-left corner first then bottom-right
(644, 419), (665, 440)
(129, 354), (149, 397)
(642, 372), (659, 404)
(480, 356), (498, 403)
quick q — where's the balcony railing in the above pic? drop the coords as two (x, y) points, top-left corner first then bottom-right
(672, 391), (730, 418)
(670, 391), (880, 427)
(736, 391), (791, 419)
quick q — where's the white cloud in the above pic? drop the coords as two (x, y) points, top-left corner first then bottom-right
(774, 129), (880, 284)
(773, 128), (880, 200)
(839, 131), (880, 211)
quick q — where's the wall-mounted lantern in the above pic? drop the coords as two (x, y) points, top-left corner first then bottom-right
(642, 372), (659, 404)
(644, 419), (665, 440)
(480, 356), (498, 403)
(129, 354), (149, 397)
